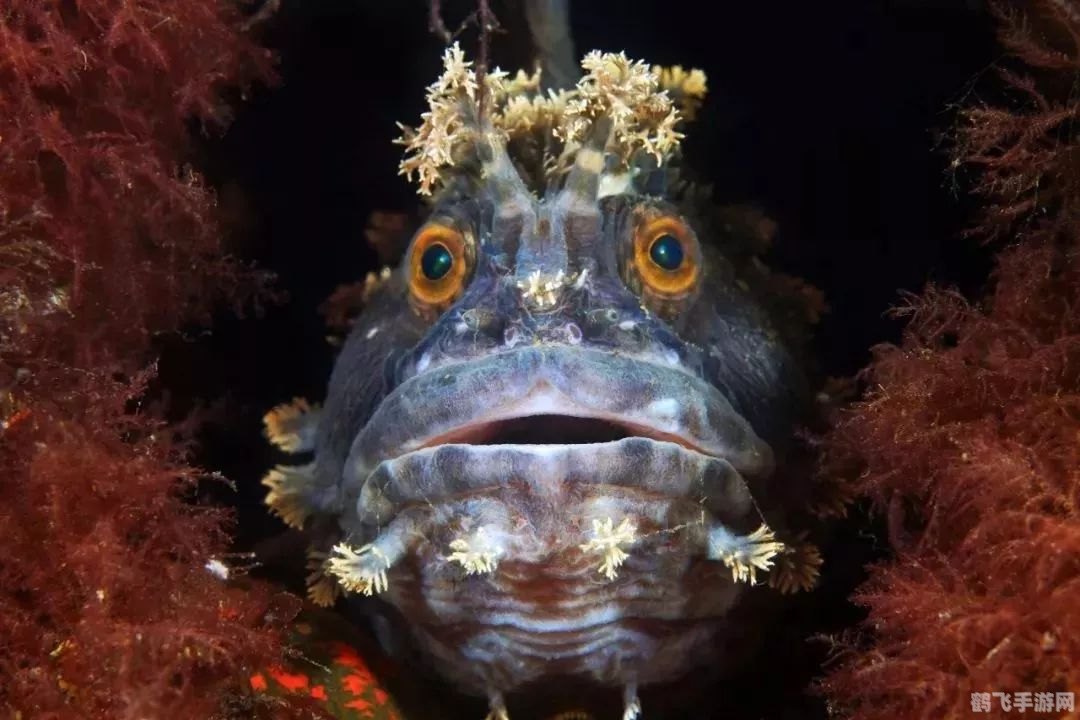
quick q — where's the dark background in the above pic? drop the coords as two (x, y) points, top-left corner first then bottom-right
(164, 1), (1000, 716)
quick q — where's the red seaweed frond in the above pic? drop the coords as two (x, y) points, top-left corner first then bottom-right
(818, 2), (1080, 718)
(0, 1), (307, 718)
(0, 389), (305, 718)
(953, 0), (1080, 245)
(0, 0), (276, 374)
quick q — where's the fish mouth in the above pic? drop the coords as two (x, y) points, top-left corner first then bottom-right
(336, 345), (775, 613)
(341, 346), (774, 501)
(415, 414), (705, 454)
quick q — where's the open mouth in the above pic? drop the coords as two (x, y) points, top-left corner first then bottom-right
(417, 413), (705, 453)
(338, 346), (779, 548)
(342, 346), (776, 496)
(427, 414), (633, 446)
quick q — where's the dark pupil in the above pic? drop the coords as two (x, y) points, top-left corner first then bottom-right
(649, 234), (684, 270)
(421, 243), (453, 280)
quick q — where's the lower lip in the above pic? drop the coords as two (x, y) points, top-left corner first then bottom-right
(354, 436), (756, 533)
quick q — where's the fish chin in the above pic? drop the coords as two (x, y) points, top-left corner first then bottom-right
(352, 438), (760, 694)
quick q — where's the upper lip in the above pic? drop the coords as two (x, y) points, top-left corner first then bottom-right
(342, 346), (774, 492)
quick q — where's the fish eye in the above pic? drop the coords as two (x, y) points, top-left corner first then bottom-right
(631, 213), (700, 299)
(421, 243), (454, 280)
(649, 233), (684, 270)
(408, 222), (471, 311)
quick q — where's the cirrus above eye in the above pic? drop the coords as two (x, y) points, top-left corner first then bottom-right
(408, 223), (471, 311)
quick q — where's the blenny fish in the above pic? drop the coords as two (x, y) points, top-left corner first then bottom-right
(262, 44), (824, 719)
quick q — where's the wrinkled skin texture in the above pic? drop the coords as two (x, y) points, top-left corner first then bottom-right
(297, 144), (812, 710)
(241, 44), (820, 709)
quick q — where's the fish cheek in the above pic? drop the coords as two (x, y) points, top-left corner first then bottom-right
(317, 278), (430, 469)
(689, 282), (809, 448)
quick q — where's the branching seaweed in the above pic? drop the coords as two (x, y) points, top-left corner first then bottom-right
(0, 1), (311, 717)
(817, 2), (1080, 717)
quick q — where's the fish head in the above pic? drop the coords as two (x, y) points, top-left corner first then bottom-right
(264, 47), (819, 713)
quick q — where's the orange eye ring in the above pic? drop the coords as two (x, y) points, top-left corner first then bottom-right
(632, 214), (700, 299)
(408, 223), (471, 310)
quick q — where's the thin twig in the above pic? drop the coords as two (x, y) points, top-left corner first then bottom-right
(428, 0), (452, 42)
(427, 0), (502, 120)
(476, 0), (496, 119)
(240, 0), (280, 32)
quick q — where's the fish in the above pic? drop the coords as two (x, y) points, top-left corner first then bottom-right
(262, 44), (824, 720)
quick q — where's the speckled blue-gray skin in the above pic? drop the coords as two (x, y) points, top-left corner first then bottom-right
(283, 117), (814, 718)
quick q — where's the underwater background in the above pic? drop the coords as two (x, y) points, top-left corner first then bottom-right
(180, 0), (996, 555)
(3, 0), (1078, 718)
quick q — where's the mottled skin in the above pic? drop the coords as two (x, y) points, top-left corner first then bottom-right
(297, 117), (811, 716)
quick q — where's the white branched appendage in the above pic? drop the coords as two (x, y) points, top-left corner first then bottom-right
(485, 692), (511, 720)
(305, 549), (341, 607)
(580, 517), (637, 580)
(447, 527), (503, 576)
(394, 42), (707, 197)
(559, 51), (684, 165)
(395, 43), (480, 195)
(708, 524), (787, 585)
(656, 65), (708, 121)
(517, 269), (566, 310)
(263, 397), (321, 454)
(327, 543), (392, 596)
(262, 462), (317, 530)
(261, 399), (327, 531)
(622, 683), (642, 720)
(767, 534), (824, 594)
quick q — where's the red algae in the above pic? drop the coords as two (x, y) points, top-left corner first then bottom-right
(818, 2), (1080, 718)
(0, 1), (315, 718)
